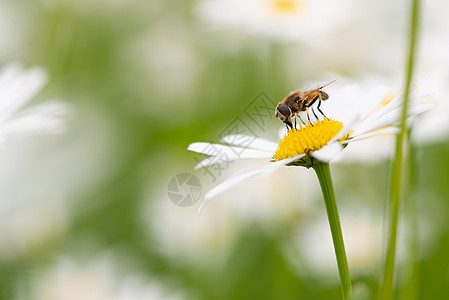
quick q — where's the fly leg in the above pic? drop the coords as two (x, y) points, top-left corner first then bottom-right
(298, 114), (306, 126)
(305, 97), (318, 125)
(285, 119), (293, 130)
(317, 96), (328, 120)
(311, 107), (319, 120)
(305, 107), (312, 125)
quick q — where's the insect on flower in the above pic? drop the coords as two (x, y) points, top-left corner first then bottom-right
(189, 81), (435, 214)
(275, 78), (337, 129)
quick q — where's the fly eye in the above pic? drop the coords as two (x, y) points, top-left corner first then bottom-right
(276, 104), (292, 118)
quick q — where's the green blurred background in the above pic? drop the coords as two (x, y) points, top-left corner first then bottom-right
(0, 0), (448, 299)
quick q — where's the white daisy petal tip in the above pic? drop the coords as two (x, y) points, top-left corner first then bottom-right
(198, 197), (209, 215)
(193, 158), (210, 170)
(187, 142), (209, 154)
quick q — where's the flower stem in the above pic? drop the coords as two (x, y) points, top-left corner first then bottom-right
(380, 0), (420, 298)
(312, 161), (351, 299)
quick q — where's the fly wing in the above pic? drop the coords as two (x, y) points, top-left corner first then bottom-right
(301, 78), (338, 95)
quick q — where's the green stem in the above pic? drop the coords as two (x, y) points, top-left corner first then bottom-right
(380, 0), (420, 298)
(313, 161), (352, 300)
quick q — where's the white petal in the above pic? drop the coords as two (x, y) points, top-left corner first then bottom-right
(0, 102), (70, 140)
(356, 92), (405, 128)
(333, 135), (395, 164)
(0, 63), (47, 123)
(220, 134), (278, 152)
(194, 157), (217, 169)
(198, 154), (304, 214)
(353, 101), (435, 138)
(193, 150), (272, 169)
(311, 142), (343, 162)
(327, 83), (391, 125)
(329, 113), (361, 144)
(278, 126), (288, 139)
(189, 142), (274, 170)
(188, 142), (271, 156)
(357, 92), (433, 134)
(343, 126), (399, 143)
(188, 142), (224, 155)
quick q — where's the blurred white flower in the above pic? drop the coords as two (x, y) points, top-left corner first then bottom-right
(145, 188), (238, 262)
(0, 63), (70, 144)
(0, 63), (72, 258)
(290, 200), (438, 278)
(0, 64), (121, 260)
(30, 255), (186, 300)
(410, 74), (449, 144)
(189, 82), (433, 212)
(125, 22), (203, 124)
(195, 0), (352, 41)
(0, 103), (117, 260)
(408, 0), (449, 144)
(291, 209), (383, 276)
(141, 157), (241, 261)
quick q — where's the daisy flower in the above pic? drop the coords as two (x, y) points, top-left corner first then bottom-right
(0, 62), (70, 144)
(188, 82), (433, 214)
(189, 81), (433, 298)
(195, 0), (352, 42)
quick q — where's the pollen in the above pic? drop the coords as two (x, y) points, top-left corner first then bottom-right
(273, 119), (344, 161)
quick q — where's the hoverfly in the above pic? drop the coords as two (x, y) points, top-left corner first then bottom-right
(275, 78), (337, 129)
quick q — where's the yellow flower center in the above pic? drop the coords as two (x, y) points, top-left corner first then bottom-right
(274, 119), (344, 161)
(270, 0), (302, 13)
